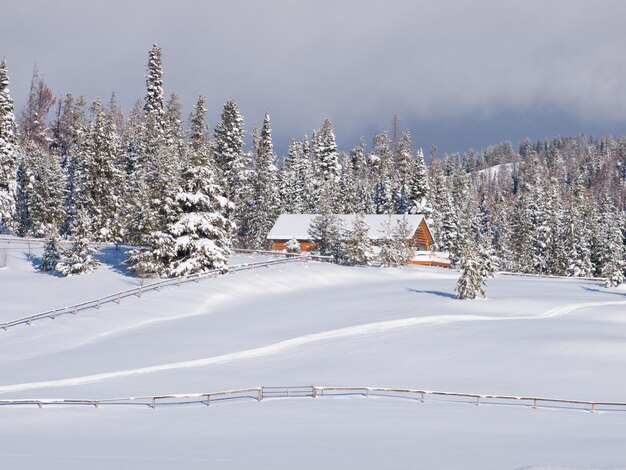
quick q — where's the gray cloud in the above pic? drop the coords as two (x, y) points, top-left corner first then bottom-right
(3, 0), (626, 154)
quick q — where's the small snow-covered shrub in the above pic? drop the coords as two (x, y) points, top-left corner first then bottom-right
(39, 235), (64, 272)
(285, 238), (301, 254)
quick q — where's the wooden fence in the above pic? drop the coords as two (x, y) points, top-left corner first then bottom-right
(1, 257), (304, 332)
(1, 385), (624, 413)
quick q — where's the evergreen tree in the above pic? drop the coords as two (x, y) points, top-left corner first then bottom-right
(57, 209), (99, 276)
(408, 148), (431, 216)
(144, 44), (165, 138)
(40, 234), (64, 272)
(27, 146), (66, 237)
(343, 214), (372, 265)
(455, 245), (486, 300)
(214, 100), (245, 217)
(370, 132), (394, 215)
(377, 217), (415, 267)
(0, 59), (18, 232)
(308, 198), (345, 260)
(281, 139), (308, 213)
(128, 99), (234, 277)
(248, 113), (280, 248)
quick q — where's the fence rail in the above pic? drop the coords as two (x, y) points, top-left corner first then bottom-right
(1, 257), (303, 332)
(1, 385), (624, 413)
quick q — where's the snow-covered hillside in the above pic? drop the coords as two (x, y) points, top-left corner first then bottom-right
(1, 242), (626, 469)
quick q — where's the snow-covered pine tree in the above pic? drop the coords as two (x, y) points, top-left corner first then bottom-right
(314, 118), (341, 185)
(343, 214), (372, 265)
(73, 100), (125, 242)
(408, 147), (431, 217)
(308, 197), (345, 260)
(601, 204), (625, 287)
(57, 209), (99, 276)
(214, 100), (245, 218)
(166, 156), (234, 276)
(490, 186), (513, 271)
(129, 95), (234, 277)
(39, 234), (64, 272)
(27, 146), (66, 237)
(248, 113), (280, 248)
(565, 174), (594, 277)
(393, 129), (414, 214)
(377, 217), (415, 267)
(163, 92), (185, 163)
(372, 132), (394, 215)
(0, 58), (18, 233)
(337, 154), (358, 214)
(351, 137), (375, 214)
(144, 44), (165, 139)
(455, 244), (486, 300)
(281, 139), (308, 213)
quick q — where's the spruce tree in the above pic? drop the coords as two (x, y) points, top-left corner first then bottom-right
(308, 197), (345, 260)
(248, 113), (280, 248)
(40, 234), (64, 272)
(343, 214), (372, 265)
(27, 147), (66, 237)
(408, 148), (431, 216)
(455, 245), (486, 300)
(57, 209), (99, 276)
(0, 59), (18, 233)
(378, 217), (415, 267)
(214, 100), (245, 217)
(144, 44), (164, 138)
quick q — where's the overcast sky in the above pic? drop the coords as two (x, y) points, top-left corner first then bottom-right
(3, 0), (626, 156)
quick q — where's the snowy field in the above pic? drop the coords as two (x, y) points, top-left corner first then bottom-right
(1, 240), (626, 469)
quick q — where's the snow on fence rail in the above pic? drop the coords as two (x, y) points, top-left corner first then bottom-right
(498, 271), (607, 282)
(1, 385), (624, 413)
(233, 248), (335, 263)
(1, 257), (303, 332)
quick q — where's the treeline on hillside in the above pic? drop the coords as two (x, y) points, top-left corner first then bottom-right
(0, 45), (624, 283)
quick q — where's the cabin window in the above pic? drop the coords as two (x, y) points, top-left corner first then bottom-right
(419, 244), (425, 251)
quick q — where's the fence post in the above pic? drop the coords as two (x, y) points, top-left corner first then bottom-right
(27, 317), (32, 326)
(591, 403), (596, 413)
(72, 306), (77, 315)
(51, 310), (56, 320)
(151, 397), (156, 409)
(116, 294), (121, 305)
(420, 392), (425, 403)
(312, 386), (317, 398)
(96, 299), (101, 310)
(476, 396), (480, 406)
(366, 388), (370, 398)
(206, 394), (211, 407)
(258, 388), (263, 401)
(138, 286), (142, 298)
(533, 399), (537, 409)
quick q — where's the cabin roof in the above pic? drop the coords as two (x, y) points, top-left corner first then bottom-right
(267, 214), (428, 241)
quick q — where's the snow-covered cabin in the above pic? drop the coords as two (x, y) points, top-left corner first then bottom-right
(267, 214), (441, 265)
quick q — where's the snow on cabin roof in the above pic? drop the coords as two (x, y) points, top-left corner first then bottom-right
(267, 214), (427, 241)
